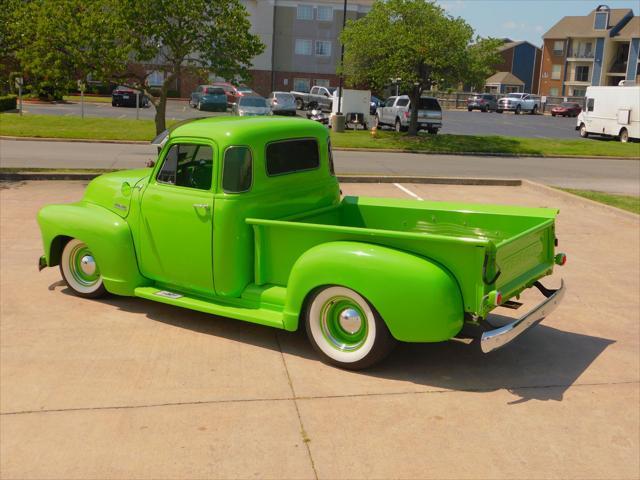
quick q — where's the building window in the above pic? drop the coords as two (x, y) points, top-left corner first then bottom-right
(551, 64), (562, 80)
(552, 40), (564, 56)
(317, 6), (333, 21)
(293, 78), (310, 92)
(549, 87), (559, 96)
(297, 5), (313, 20)
(575, 66), (589, 82)
(315, 79), (330, 87)
(295, 39), (313, 55)
(147, 70), (164, 87)
(571, 88), (586, 97)
(315, 40), (331, 56)
(594, 11), (608, 30)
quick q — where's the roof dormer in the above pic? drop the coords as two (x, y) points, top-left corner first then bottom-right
(594, 5), (610, 30)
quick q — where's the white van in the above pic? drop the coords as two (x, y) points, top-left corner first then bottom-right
(577, 84), (639, 143)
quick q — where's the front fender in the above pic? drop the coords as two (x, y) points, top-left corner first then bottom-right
(283, 241), (464, 342)
(37, 202), (149, 296)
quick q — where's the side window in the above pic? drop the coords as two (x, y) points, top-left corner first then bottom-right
(223, 147), (253, 193)
(157, 144), (213, 190)
(266, 139), (320, 176)
(310, 86), (318, 95)
(385, 97), (396, 107)
(396, 98), (409, 107)
(587, 98), (594, 112)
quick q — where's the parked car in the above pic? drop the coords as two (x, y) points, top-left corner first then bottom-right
(577, 84), (639, 143)
(237, 86), (257, 97)
(211, 82), (249, 107)
(467, 94), (498, 112)
(36, 116), (567, 369)
(497, 93), (541, 114)
(233, 95), (271, 116)
(111, 86), (149, 108)
(291, 85), (336, 111)
(551, 102), (582, 117)
(370, 95), (384, 115)
(189, 85), (227, 111)
(376, 95), (442, 133)
(268, 91), (297, 116)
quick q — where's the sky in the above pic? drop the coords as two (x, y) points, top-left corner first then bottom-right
(435, 0), (639, 46)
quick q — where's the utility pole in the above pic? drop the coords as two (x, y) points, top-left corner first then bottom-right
(333, 0), (348, 132)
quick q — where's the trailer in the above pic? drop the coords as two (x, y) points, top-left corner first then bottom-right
(576, 84), (640, 142)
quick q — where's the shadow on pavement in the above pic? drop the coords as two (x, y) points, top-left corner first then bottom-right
(57, 284), (615, 404)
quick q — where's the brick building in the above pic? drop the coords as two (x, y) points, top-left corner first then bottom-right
(539, 5), (639, 97)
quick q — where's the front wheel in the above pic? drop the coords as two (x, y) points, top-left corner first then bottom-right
(428, 128), (439, 134)
(305, 286), (396, 370)
(496, 109), (503, 114)
(579, 123), (588, 138)
(531, 105), (537, 115)
(515, 105), (521, 115)
(60, 239), (106, 299)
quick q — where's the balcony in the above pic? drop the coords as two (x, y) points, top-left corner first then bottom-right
(567, 50), (595, 61)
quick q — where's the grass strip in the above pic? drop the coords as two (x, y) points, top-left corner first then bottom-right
(560, 188), (639, 214)
(1, 113), (639, 158)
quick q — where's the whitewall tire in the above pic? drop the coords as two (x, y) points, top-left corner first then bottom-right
(60, 239), (106, 298)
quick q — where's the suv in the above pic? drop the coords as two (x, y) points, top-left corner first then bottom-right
(376, 95), (442, 133)
(467, 94), (497, 112)
(497, 93), (541, 115)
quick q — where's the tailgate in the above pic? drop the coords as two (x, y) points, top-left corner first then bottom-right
(494, 218), (556, 299)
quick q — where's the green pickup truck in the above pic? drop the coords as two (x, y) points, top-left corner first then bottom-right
(37, 117), (566, 369)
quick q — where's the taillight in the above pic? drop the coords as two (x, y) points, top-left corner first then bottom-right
(555, 253), (567, 266)
(403, 111), (409, 118)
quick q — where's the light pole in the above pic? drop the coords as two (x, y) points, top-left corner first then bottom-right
(336, 0), (347, 117)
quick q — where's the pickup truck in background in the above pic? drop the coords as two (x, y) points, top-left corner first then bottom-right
(291, 85), (336, 111)
(497, 93), (541, 115)
(37, 117), (566, 370)
(376, 95), (443, 133)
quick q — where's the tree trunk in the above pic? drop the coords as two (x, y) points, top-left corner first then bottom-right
(153, 73), (175, 135)
(407, 84), (421, 137)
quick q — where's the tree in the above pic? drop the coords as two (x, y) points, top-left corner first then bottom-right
(9, 0), (264, 134)
(123, 0), (264, 133)
(340, 0), (474, 136)
(462, 38), (503, 93)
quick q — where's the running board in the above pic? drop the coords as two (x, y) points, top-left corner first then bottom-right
(134, 287), (285, 329)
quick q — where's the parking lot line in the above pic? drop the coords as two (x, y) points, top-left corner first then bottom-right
(394, 183), (423, 200)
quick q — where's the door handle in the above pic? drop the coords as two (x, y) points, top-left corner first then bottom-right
(193, 203), (210, 210)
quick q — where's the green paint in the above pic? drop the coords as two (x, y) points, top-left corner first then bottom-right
(37, 116), (564, 346)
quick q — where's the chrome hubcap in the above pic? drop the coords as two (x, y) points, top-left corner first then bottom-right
(80, 255), (96, 276)
(338, 308), (362, 334)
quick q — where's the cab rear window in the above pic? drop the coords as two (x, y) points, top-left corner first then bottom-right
(419, 98), (441, 111)
(266, 139), (320, 176)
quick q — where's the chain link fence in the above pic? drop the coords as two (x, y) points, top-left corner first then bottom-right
(429, 92), (586, 113)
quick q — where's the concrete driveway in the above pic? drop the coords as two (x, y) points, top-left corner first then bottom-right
(1, 181), (638, 479)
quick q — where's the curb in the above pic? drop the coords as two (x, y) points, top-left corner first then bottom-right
(1, 136), (637, 161)
(0, 170), (520, 187)
(523, 180), (638, 220)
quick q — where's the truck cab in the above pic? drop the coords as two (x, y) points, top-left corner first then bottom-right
(38, 117), (566, 369)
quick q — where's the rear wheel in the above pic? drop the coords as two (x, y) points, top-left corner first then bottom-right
(467, 107), (473, 112)
(620, 128), (629, 143)
(375, 114), (382, 128)
(497, 109), (503, 114)
(531, 105), (537, 115)
(515, 105), (521, 115)
(579, 123), (588, 138)
(60, 239), (106, 299)
(395, 118), (402, 132)
(428, 128), (438, 134)
(305, 286), (396, 370)
(295, 98), (304, 110)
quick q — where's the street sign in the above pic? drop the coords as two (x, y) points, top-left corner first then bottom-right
(14, 76), (23, 89)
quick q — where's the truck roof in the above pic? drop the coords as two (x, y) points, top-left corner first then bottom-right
(169, 116), (329, 148)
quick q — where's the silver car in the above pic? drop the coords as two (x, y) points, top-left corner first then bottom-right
(268, 91), (297, 116)
(234, 96), (271, 116)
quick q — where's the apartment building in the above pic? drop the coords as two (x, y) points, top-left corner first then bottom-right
(485, 39), (542, 93)
(539, 5), (639, 97)
(242, 0), (373, 96)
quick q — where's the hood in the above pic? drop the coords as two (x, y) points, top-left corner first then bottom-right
(83, 168), (151, 218)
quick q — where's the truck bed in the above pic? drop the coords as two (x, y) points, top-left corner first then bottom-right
(247, 196), (558, 317)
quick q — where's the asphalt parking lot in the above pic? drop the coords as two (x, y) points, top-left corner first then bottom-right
(1, 180), (638, 479)
(21, 100), (582, 139)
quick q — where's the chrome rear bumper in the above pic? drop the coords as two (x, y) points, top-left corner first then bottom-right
(480, 280), (565, 353)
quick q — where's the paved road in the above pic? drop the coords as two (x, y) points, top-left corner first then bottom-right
(2, 181), (638, 479)
(21, 100), (582, 139)
(1, 139), (638, 194)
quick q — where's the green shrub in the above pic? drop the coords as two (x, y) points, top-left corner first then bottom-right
(0, 95), (17, 111)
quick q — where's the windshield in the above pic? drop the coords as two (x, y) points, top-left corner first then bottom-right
(239, 97), (267, 107)
(507, 94), (523, 99)
(327, 87), (337, 94)
(238, 87), (253, 93)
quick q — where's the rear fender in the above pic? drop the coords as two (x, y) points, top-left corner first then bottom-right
(38, 202), (149, 296)
(283, 241), (464, 342)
